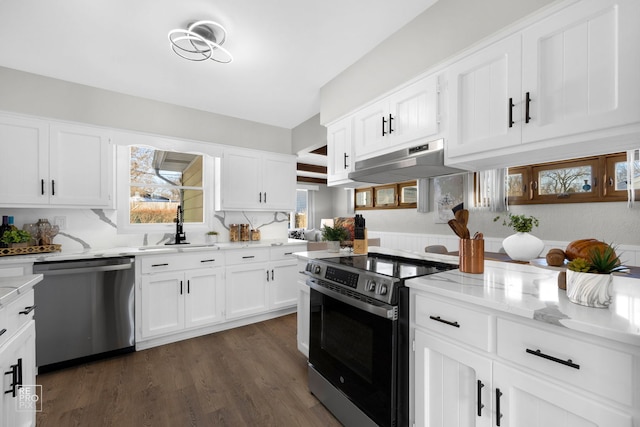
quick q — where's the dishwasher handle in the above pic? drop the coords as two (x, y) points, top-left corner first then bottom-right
(36, 261), (133, 276)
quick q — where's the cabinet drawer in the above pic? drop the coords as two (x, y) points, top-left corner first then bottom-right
(225, 248), (269, 265)
(0, 290), (35, 347)
(139, 251), (223, 274)
(414, 294), (491, 351)
(271, 244), (305, 261)
(497, 318), (633, 406)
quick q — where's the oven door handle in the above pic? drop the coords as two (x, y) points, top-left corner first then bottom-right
(306, 279), (397, 320)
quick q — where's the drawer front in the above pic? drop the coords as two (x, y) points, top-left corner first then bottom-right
(271, 244), (305, 261)
(1, 289), (35, 347)
(414, 294), (491, 351)
(497, 318), (633, 406)
(225, 248), (270, 265)
(139, 251), (223, 273)
(182, 252), (225, 269)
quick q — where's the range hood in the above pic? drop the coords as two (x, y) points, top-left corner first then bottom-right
(348, 139), (464, 184)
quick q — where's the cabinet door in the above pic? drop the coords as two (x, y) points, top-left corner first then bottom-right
(389, 75), (440, 147)
(414, 330), (492, 427)
(49, 123), (112, 207)
(220, 149), (262, 209)
(225, 264), (268, 320)
(268, 260), (298, 309)
(262, 153), (296, 210)
(1, 321), (36, 427)
(448, 34), (522, 158)
(493, 363), (632, 427)
(353, 100), (388, 160)
(0, 115), (49, 205)
(140, 273), (184, 339)
(184, 269), (224, 329)
(327, 117), (353, 185)
(521, 0), (640, 144)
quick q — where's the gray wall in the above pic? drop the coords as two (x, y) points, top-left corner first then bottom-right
(292, 113), (326, 154)
(319, 0), (556, 124)
(0, 66), (292, 153)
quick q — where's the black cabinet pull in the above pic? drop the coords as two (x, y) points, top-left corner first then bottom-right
(19, 305), (36, 315)
(266, 270), (270, 282)
(496, 388), (503, 426)
(187, 280), (190, 294)
(477, 380), (485, 416)
(284, 252), (293, 256)
(0, 329), (6, 336)
(343, 152), (349, 169)
(4, 359), (21, 398)
(264, 192), (267, 203)
(382, 116), (387, 136)
(180, 280), (183, 295)
(388, 114), (394, 134)
(525, 92), (531, 123)
(41, 179), (45, 195)
(200, 259), (215, 263)
(151, 263), (169, 267)
(508, 97), (514, 128)
(271, 269), (274, 281)
(51, 179), (55, 196)
(259, 192), (262, 203)
(242, 255), (255, 259)
(429, 315), (460, 328)
(526, 348), (580, 369)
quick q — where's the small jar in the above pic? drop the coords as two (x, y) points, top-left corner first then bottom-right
(250, 229), (261, 241)
(240, 224), (250, 242)
(37, 218), (52, 246)
(229, 224), (239, 242)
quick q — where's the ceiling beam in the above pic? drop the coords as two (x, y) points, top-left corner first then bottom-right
(310, 145), (327, 156)
(297, 176), (327, 185)
(297, 163), (327, 174)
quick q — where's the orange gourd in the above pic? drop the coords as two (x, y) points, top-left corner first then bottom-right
(565, 239), (615, 261)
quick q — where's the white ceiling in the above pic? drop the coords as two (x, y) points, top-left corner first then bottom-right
(0, 0), (438, 129)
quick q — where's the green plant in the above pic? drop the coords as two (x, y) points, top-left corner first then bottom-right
(493, 214), (539, 233)
(206, 231), (219, 235)
(0, 229), (31, 244)
(321, 225), (349, 242)
(567, 244), (625, 274)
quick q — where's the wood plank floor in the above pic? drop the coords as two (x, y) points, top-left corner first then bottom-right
(36, 314), (341, 427)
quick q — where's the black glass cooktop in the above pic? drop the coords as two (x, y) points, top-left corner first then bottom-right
(320, 252), (456, 280)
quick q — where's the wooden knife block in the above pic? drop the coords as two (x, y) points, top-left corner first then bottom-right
(353, 229), (368, 255)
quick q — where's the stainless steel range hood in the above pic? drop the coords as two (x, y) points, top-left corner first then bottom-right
(348, 139), (464, 184)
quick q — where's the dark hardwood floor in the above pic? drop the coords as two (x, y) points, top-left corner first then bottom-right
(36, 314), (341, 427)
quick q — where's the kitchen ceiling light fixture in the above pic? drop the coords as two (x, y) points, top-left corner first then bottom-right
(168, 20), (233, 63)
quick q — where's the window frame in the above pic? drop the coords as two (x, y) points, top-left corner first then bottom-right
(355, 181), (417, 210)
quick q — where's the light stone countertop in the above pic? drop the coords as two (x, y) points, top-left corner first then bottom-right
(293, 247), (640, 347)
(0, 274), (42, 307)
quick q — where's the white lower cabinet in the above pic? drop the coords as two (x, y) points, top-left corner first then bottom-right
(296, 259), (310, 357)
(411, 292), (638, 427)
(225, 262), (269, 320)
(0, 290), (36, 427)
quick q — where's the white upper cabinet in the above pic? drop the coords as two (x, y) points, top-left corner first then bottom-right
(447, 34), (522, 158)
(521, 0), (640, 143)
(217, 148), (296, 211)
(354, 74), (440, 161)
(0, 114), (113, 208)
(446, 0), (640, 170)
(327, 117), (354, 186)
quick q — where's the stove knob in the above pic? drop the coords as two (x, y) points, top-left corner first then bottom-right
(305, 263), (312, 272)
(366, 280), (377, 292)
(377, 284), (388, 295)
(313, 265), (322, 274)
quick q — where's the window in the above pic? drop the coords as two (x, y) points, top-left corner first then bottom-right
(506, 153), (639, 205)
(355, 181), (417, 210)
(292, 189), (309, 228)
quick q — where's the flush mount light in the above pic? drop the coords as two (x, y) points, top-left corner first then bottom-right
(168, 20), (233, 63)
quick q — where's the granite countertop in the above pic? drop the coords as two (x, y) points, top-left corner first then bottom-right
(407, 260), (640, 347)
(0, 274), (42, 307)
(0, 239), (307, 264)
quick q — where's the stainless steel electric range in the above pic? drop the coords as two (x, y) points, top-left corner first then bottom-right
(303, 252), (457, 427)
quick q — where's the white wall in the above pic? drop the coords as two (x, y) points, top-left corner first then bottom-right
(0, 66), (292, 154)
(319, 0), (556, 124)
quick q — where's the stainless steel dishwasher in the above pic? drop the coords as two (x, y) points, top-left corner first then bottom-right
(33, 257), (135, 372)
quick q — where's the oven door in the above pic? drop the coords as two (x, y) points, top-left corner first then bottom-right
(308, 282), (397, 427)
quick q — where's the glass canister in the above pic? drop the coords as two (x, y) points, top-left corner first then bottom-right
(229, 224), (240, 242)
(37, 218), (52, 245)
(240, 224), (250, 241)
(250, 229), (261, 241)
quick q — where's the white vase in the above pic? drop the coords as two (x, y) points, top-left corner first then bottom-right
(566, 270), (612, 308)
(502, 232), (544, 262)
(326, 241), (340, 253)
